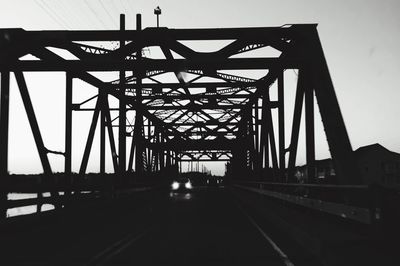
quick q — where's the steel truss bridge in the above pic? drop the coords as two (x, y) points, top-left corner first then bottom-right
(0, 14), (399, 266)
(0, 14), (360, 213)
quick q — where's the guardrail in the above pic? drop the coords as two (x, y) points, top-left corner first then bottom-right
(4, 184), (157, 218)
(233, 181), (376, 225)
(6, 191), (100, 209)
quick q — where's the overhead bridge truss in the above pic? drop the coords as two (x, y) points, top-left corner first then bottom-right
(0, 15), (361, 212)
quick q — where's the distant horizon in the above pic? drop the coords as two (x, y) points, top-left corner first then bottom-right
(5, 142), (396, 176)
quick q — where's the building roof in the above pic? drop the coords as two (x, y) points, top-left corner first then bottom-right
(295, 143), (400, 168)
(294, 144), (400, 168)
(354, 143), (400, 157)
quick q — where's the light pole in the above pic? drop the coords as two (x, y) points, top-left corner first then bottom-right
(154, 6), (161, 27)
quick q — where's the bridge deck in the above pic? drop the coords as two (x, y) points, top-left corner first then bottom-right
(0, 188), (320, 266)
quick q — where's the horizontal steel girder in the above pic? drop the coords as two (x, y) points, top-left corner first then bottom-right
(1, 58), (300, 72)
(73, 104), (272, 111)
(148, 138), (250, 151)
(0, 25), (315, 42)
(110, 82), (259, 89)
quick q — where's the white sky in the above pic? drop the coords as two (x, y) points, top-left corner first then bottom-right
(0, 0), (399, 175)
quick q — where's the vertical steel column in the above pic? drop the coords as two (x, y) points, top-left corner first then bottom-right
(255, 100), (260, 177)
(172, 151), (175, 173)
(154, 127), (159, 172)
(287, 70), (305, 182)
(100, 91), (106, 174)
(260, 89), (269, 179)
(65, 73), (72, 195)
(264, 91), (279, 179)
(174, 151), (179, 174)
(134, 13), (144, 175)
(248, 107), (256, 173)
(159, 132), (165, 171)
(104, 99), (118, 172)
(146, 119), (151, 172)
(128, 132), (135, 171)
(166, 150), (171, 169)
(243, 110), (249, 170)
(118, 14), (126, 174)
(278, 71), (286, 181)
(99, 94), (110, 196)
(0, 71), (10, 217)
(232, 124), (240, 178)
(0, 71), (9, 176)
(305, 71), (315, 183)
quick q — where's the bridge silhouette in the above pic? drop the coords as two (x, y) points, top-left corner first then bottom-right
(0, 14), (399, 266)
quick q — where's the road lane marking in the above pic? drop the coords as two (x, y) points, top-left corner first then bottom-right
(86, 229), (149, 266)
(236, 203), (295, 266)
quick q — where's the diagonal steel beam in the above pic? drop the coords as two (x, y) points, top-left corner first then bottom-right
(104, 98), (119, 172)
(79, 98), (101, 175)
(15, 72), (52, 175)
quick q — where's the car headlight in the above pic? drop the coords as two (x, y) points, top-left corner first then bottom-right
(171, 181), (179, 190)
(185, 181), (192, 189)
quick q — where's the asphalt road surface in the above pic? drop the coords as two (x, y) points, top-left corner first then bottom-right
(0, 188), (321, 266)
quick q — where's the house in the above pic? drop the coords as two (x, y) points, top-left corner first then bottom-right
(294, 143), (400, 186)
(354, 143), (400, 186)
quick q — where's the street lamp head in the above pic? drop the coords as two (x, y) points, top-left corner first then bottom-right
(154, 6), (161, 15)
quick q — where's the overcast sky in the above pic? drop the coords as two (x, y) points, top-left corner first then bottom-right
(0, 0), (399, 175)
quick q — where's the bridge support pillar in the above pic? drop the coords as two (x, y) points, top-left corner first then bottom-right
(254, 101), (262, 179)
(305, 71), (315, 183)
(278, 71), (286, 181)
(65, 73), (72, 196)
(118, 14), (126, 176)
(0, 71), (10, 218)
(287, 69), (305, 182)
(133, 112), (144, 175)
(260, 86), (278, 181)
(260, 90), (269, 180)
(100, 91), (106, 174)
(134, 13), (144, 176)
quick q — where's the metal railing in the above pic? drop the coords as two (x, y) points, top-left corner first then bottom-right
(233, 181), (377, 224)
(3, 180), (157, 219)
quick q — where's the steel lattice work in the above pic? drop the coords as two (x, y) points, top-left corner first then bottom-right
(0, 15), (361, 215)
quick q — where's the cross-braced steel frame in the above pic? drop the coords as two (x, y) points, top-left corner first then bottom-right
(0, 15), (361, 216)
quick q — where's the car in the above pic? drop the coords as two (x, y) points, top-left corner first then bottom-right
(170, 177), (193, 192)
(206, 177), (223, 187)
